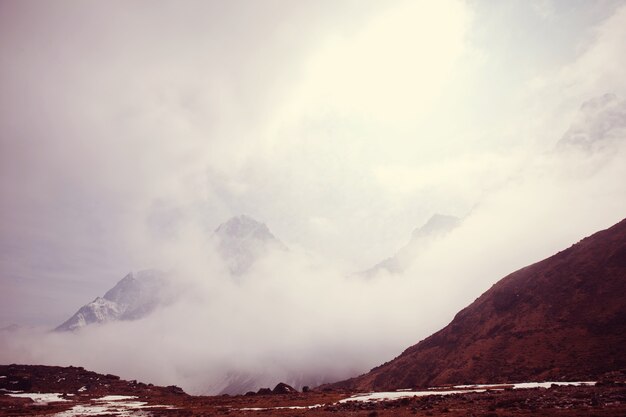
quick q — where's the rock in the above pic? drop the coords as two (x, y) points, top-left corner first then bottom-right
(166, 385), (186, 395)
(272, 382), (297, 394)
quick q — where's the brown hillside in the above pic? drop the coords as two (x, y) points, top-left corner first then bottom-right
(329, 218), (626, 391)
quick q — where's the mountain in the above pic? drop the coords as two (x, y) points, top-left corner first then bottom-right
(55, 269), (167, 331)
(362, 214), (460, 277)
(557, 93), (626, 152)
(329, 217), (626, 391)
(214, 214), (287, 275)
(56, 215), (284, 331)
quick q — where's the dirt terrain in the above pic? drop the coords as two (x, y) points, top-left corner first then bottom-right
(1, 365), (626, 416)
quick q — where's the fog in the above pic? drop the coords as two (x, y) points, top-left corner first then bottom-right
(1, 0), (626, 394)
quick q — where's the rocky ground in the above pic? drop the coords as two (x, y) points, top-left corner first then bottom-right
(1, 365), (626, 416)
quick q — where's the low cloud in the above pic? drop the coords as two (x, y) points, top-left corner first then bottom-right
(2, 98), (625, 393)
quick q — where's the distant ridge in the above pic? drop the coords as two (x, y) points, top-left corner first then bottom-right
(361, 214), (460, 277)
(329, 217), (626, 390)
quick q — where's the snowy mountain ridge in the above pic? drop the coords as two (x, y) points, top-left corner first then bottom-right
(55, 270), (166, 331)
(56, 215), (285, 331)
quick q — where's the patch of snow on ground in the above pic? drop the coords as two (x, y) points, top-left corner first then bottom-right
(343, 381), (599, 403)
(97, 395), (138, 401)
(512, 381), (595, 389)
(54, 395), (176, 417)
(240, 405), (322, 411)
(78, 386), (87, 392)
(339, 389), (488, 403)
(452, 384), (508, 389)
(451, 381), (596, 390)
(7, 393), (69, 404)
(54, 404), (112, 417)
(238, 380), (599, 409)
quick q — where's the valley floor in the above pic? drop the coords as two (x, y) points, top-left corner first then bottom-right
(2, 383), (626, 416)
(1, 365), (625, 416)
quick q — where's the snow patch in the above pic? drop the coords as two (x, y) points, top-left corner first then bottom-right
(97, 395), (137, 401)
(339, 389), (488, 403)
(342, 381), (598, 403)
(53, 395), (176, 416)
(54, 404), (113, 417)
(451, 381), (596, 390)
(240, 404), (322, 411)
(512, 381), (595, 389)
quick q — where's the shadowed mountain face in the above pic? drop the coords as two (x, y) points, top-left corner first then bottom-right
(330, 217), (626, 391)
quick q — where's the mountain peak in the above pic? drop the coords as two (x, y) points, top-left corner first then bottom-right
(214, 215), (285, 275)
(215, 215), (275, 241)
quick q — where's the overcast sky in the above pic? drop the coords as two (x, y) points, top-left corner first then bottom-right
(1, 0), (626, 341)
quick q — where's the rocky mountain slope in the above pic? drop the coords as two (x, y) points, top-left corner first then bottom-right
(330, 217), (626, 391)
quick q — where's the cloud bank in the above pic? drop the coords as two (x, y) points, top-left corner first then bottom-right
(2, 92), (625, 392)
